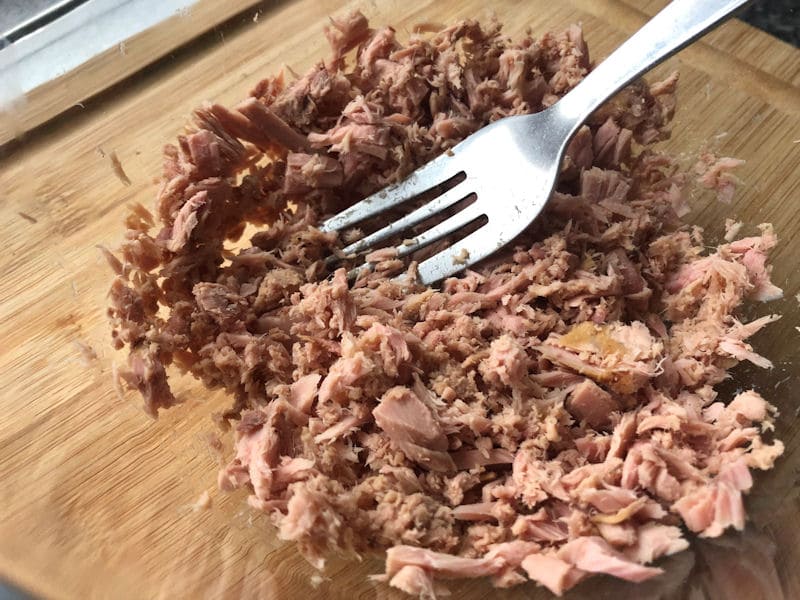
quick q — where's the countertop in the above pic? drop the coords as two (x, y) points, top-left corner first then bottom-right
(0, 1), (798, 599)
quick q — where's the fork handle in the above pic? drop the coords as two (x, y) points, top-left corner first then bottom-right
(555, 0), (750, 129)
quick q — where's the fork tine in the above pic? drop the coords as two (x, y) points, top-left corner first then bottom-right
(340, 181), (472, 256)
(415, 225), (498, 285)
(396, 204), (485, 259)
(318, 152), (464, 233)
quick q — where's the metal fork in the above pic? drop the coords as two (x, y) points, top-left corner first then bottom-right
(319, 0), (749, 285)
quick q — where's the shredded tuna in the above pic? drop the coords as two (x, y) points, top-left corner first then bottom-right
(190, 490), (212, 511)
(695, 152), (744, 203)
(105, 12), (784, 599)
(522, 553), (586, 595)
(724, 218), (743, 242)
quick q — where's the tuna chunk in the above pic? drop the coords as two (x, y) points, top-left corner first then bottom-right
(284, 153), (344, 194)
(674, 460), (753, 538)
(119, 345), (177, 417)
(521, 553), (586, 596)
(566, 379), (619, 428)
(557, 537), (663, 582)
(625, 523), (689, 564)
(694, 152), (744, 204)
(308, 121), (391, 159)
(512, 512), (569, 542)
(727, 225), (783, 301)
(593, 118), (632, 168)
(234, 97), (310, 152)
(387, 565), (436, 599)
(539, 321), (662, 394)
(381, 546), (505, 581)
(373, 387), (455, 472)
(290, 373), (321, 413)
(479, 334), (529, 389)
(325, 9), (371, 65)
(317, 352), (371, 403)
(166, 190), (206, 252)
(451, 448), (515, 471)
(452, 502), (500, 521)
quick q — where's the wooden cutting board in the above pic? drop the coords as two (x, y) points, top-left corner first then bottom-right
(1, 0), (799, 598)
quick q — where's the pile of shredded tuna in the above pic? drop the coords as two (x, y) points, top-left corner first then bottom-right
(106, 12), (785, 597)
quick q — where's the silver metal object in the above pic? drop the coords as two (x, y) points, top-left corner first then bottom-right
(320, 0), (750, 285)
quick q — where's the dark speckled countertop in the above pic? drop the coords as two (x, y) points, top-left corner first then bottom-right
(741, 0), (800, 46)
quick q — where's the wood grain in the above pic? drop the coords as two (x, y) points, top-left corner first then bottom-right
(1, 1), (798, 598)
(0, 0), (260, 146)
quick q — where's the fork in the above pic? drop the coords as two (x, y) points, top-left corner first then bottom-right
(319, 0), (750, 285)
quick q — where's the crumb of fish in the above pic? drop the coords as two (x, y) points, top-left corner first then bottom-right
(191, 490), (212, 511)
(723, 218), (743, 242)
(109, 150), (131, 186)
(365, 247), (398, 263)
(74, 340), (98, 366)
(253, 10), (260, 23)
(694, 152), (744, 204)
(413, 22), (444, 33)
(97, 245), (124, 275)
(205, 432), (225, 465)
(310, 573), (328, 588)
(111, 361), (125, 401)
(342, 228), (363, 244)
(211, 411), (231, 432)
(452, 248), (470, 264)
